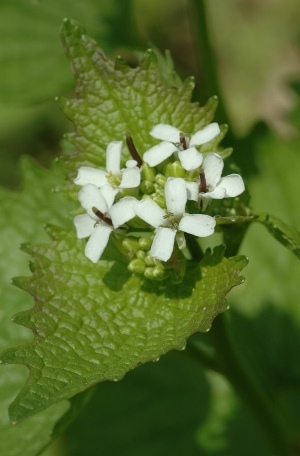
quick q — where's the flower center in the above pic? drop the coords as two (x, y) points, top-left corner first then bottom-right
(106, 171), (122, 187)
(163, 212), (179, 229)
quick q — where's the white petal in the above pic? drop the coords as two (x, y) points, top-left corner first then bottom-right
(73, 166), (107, 187)
(134, 198), (165, 228)
(85, 225), (113, 263)
(150, 124), (181, 142)
(186, 181), (199, 201)
(105, 141), (122, 174)
(190, 122), (220, 146)
(150, 227), (176, 261)
(119, 167), (141, 188)
(165, 177), (187, 217)
(143, 141), (178, 167)
(178, 146), (203, 171)
(179, 214), (216, 237)
(78, 184), (109, 218)
(217, 174), (245, 197)
(203, 153), (223, 189)
(109, 197), (138, 228)
(74, 214), (96, 238)
(201, 187), (226, 199)
(100, 185), (119, 209)
(126, 159), (138, 168)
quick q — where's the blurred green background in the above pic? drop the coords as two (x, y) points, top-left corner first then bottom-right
(1, 0), (300, 455)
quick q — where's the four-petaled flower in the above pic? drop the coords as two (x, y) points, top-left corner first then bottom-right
(143, 122), (220, 171)
(134, 177), (216, 262)
(74, 183), (137, 263)
(74, 141), (141, 207)
(186, 153), (245, 210)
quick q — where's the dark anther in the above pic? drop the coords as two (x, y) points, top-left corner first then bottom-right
(126, 132), (143, 168)
(179, 132), (187, 150)
(199, 172), (208, 193)
(92, 206), (113, 226)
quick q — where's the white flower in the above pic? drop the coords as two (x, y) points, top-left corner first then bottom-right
(143, 122), (220, 170)
(74, 141), (141, 206)
(74, 183), (137, 263)
(134, 177), (216, 262)
(186, 153), (245, 209)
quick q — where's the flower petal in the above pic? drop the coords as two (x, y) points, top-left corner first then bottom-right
(203, 153), (224, 189)
(190, 122), (220, 146)
(150, 123), (181, 142)
(126, 159), (138, 168)
(217, 174), (245, 197)
(106, 141), (122, 174)
(109, 197), (138, 228)
(143, 141), (178, 167)
(179, 214), (216, 237)
(78, 184), (109, 218)
(73, 166), (107, 187)
(185, 181), (199, 201)
(74, 214), (96, 238)
(165, 177), (187, 217)
(100, 185), (119, 209)
(150, 227), (176, 261)
(134, 198), (165, 228)
(119, 167), (141, 188)
(178, 146), (203, 171)
(201, 187), (226, 200)
(85, 225), (113, 263)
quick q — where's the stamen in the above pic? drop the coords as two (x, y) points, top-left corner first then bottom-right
(199, 172), (208, 193)
(179, 132), (187, 150)
(92, 206), (113, 226)
(126, 132), (143, 168)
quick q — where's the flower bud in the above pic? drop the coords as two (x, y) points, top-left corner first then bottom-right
(138, 237), (153, 250)
(165, 160), (186, 178)
(121, 237), (140, 256)
(140, 180), (155, 195)
(141, 163), (156, 182)
(155, 174), (167, 188)
(128, 259), (146, 274)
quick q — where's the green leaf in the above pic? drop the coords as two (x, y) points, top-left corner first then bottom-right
(258, 213), (300, 260)
(58, 18), (222, 182)
(0, 157), (73, 455)
(0, 234), (247, 422)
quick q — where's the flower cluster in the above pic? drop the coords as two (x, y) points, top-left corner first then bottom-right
(73, 123), (245, 280)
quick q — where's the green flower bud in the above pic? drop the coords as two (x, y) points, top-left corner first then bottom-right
(155, 173), (167, 188)
(144, 255), (160, 266)
(128, 259), (146, 274)
(140, 180), (155, 195)
(121, 237), (140, 256)
(136, 250), (146, 261)
(139, 237), (153, 250)
(141, 163), (156, 182)
(165, 160), (186, 178)
(144, 265), (169, 281)
(152, 195), (166, 208)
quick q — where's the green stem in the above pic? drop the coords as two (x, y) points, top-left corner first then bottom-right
(210, 313), (295, 455)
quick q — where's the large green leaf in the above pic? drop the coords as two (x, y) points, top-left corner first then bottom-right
(0, 157), (72, 456)
(1, 235), (247, 423)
